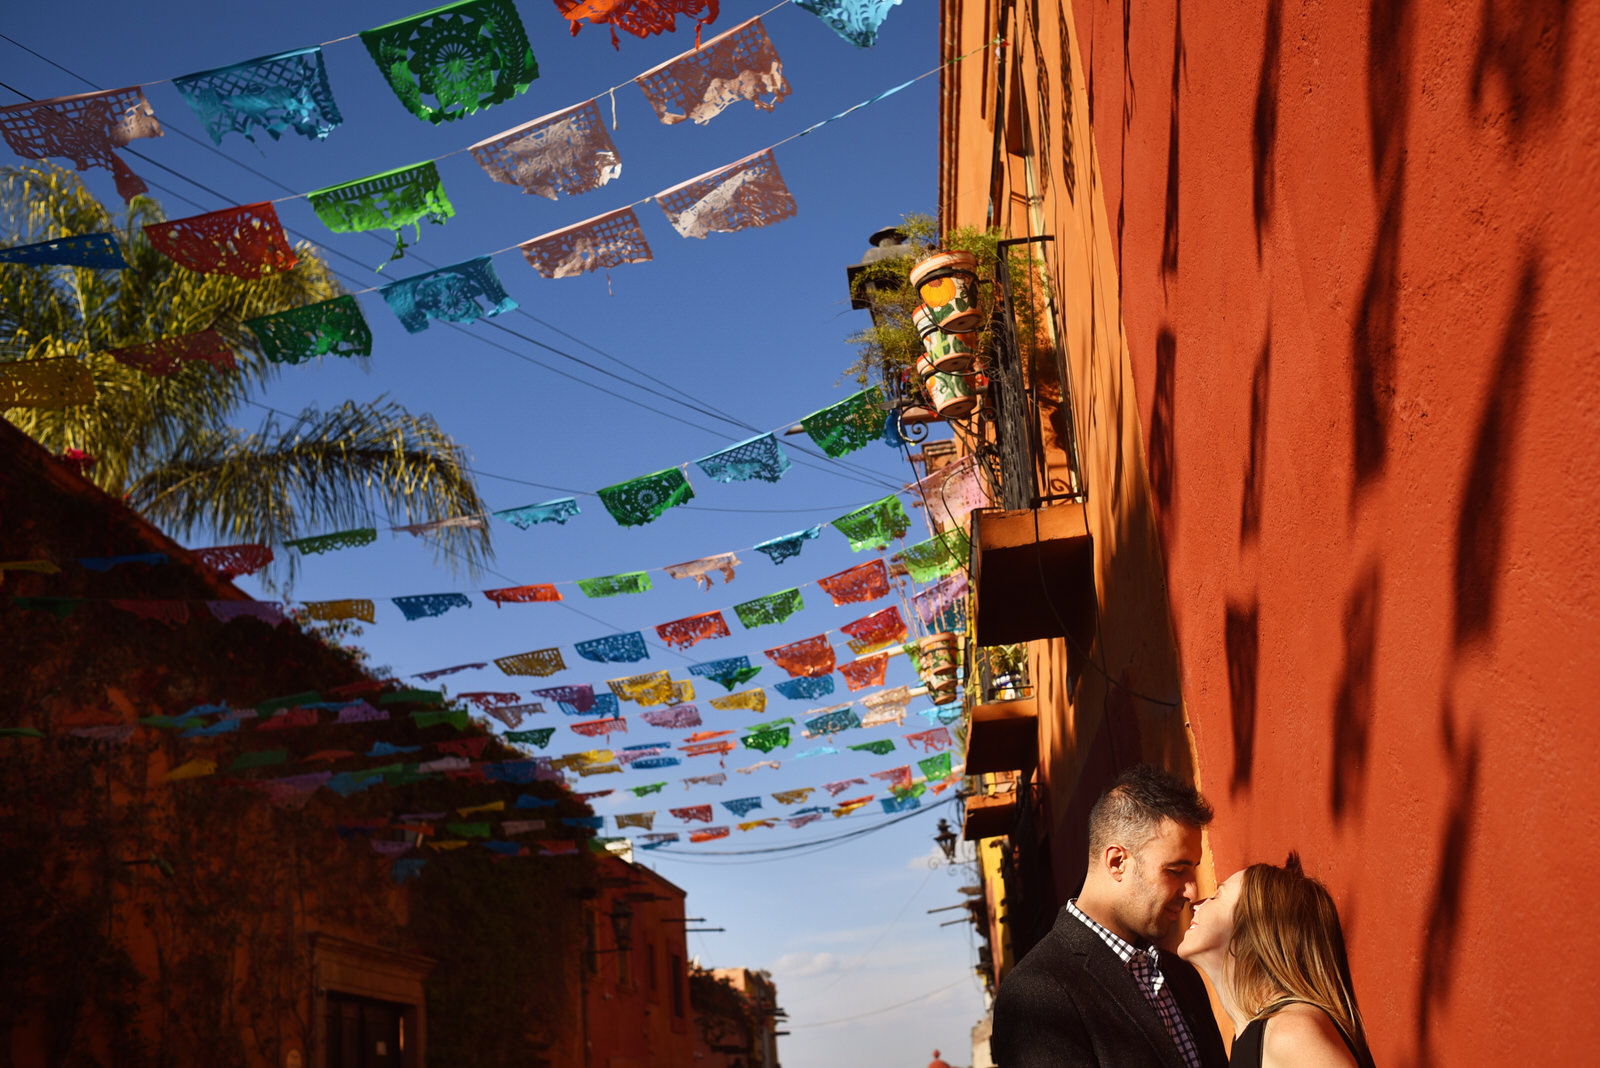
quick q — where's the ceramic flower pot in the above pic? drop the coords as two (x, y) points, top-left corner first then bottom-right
(909, 251), (982, 333)
(922, 369), (978, 420)
(918, 633), (961, 679)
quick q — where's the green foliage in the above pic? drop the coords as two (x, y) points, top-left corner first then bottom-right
(0, 164), (492, 582)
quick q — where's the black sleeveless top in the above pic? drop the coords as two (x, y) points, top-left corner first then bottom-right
(1230, 1003), (1366, 1066)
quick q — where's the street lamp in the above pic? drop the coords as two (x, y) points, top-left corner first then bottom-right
(934, 818), (959, 861)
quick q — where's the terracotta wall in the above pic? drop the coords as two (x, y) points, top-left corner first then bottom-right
(943, 0), (1600, 1062)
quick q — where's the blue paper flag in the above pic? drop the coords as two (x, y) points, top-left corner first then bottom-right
(392, 858), (428, 882)
(752, 525), (824, 566)
(515, 794), (560, 808)
(805, 709), (861, 735)
(562, 694), (620, 717)
(380, 257), (517, 334)
(775, 675), (835, 700)
(563, 816), (605, 830)
(722, 796), (764, 818)
(0, 233), (126, 269)
(793, 746), (838, 760)
(368, 741), (421, 756)
(575, 631), (650, 664)
(695, 433), (791, 484)
(495, 497), (580, 528)
(393, 593), (473, 621)
(173, 46), (343, 145)
(880, 794), (922, 814)
(630, 756), (682, 769)
(796, 0), (903, 48)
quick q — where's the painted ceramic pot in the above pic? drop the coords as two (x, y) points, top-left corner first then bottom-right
(914, 308), (980, 374)
(910, 251), (982, 333)
(919, 633), (961, 679)
(922, 369), (978, 420)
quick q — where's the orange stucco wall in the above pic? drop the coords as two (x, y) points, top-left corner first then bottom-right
(943, 0), (1600, 1062)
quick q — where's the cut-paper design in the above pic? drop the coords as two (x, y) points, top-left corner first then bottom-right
(246, 296), (372, 365)
(850, 739), (896, 756)
(822, 778), (866, 796)
(164, 758), (216, 782)
(174, 47), (342, 145)
(840, 653), (889, 691)
(334, 701), (386, 724)
(630, 755), (681, 769)
(393, 592), (473, 620)
(817, 558), (890, 606)
(833, 495), (910, 551)
(207, 601), (287, 627)
(841, 605), (907, 655)
(501, 818), (547, 834)
(802, 387), (886, 458)
(575, 631), (650, 663)
(471, 99), (620, 198)
(486, 702), (541, 728)
(709, 688), (766, 713)
(912, 454), (988, 532)
(484, 583), (562, 605)
(752, 524), (822, 566)
(787, 813), (823, 829)
(764, 635), (835, 678)
(361, 0), (538, 123)
(566, 694), (620, 718)
(737, 818), (777, 831)
(394, 516), (488, 538)
(572, 715), (629, 737)
(108, 329), (235, 376)
(690, 826), (730, 843)
(682, 773), (727, 788)
(741, 727), (790, 753)
(0, 233), (126, 269)
(772, 788), (813, 806)
(495, 498), (580, 528)
(695, 433), (790, 486)
(639, 832), (679, 848)
(872, 765), (912, 788)
(642, 705), (702, 728)
(610, 670), (671, 703)
(616, 812), (655, 830)
(688, 655), (757, 691)
(495, 647), (567, 676)
(657, 148), (795, 239)
(285, 527), (376, 555)
(913, 571), (969, 626)
(577, 571), (653, 598)
(793, 746), (837, 760)
(507, 727), (556, 748)
(682, 739), (737, 759)
(663, 552), (739, 590)
(519, 207), (653, 278)
(0, 87), (161, 201)
(774, 675), (834, 700)
(918, 752), (954, 781)
(880, 794), (920, 813)
(304, 598), (376, 623)
(896, 528), (970, 583)
(795, 0), (902, 47)
(671, 804), (714, 823)
(656, 611), (731, 650)
(0, 359), (95, 409)
(733, 587), (803, 629)
(597, 467), (694, 527)
(557, 0), (720, 48)
(309, 161), (454, 259)
(380, 256), (517, 333)
(636, 17), (788, 126)
(722, 796), (763, 818)
(861, 684), (914, 718)
(805, 709), (860, 735)
(143, 203), (297, 278)
(534, 684), (594, 711)
(112, 599), (189, 625)
(906, 727), (952, 753)
(633, 783), (669, 797)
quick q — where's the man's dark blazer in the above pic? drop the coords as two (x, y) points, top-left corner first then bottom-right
(990, 906), (1229, 1068)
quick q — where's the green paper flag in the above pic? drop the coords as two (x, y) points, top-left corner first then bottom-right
(229, 749), (289, 770)
(506, 728), (556, 748)
(849, 739), (896, 756)
(742, 727), (791, 753)
(309, 162), (454, 260)
(832, 496), (910, 551)
(445, 822), (491, 838)
(597, 468), (695, 527)
(386, 766), (443, 786)
(801, 387), (887, 458)
(247, 296), (372, 365)
(734, 588), (804, 629)
(10, 596), (80, 619)
(361, 0), (538, 124)
(412, 709), (470, 730)
(896, 529), (971, 583)
(285, 528), (377, 555)
(577, 571), (653, 598)
(0, 727), (46, 739)
(632, 782), (667, 797)
(918, 752), (954, 781)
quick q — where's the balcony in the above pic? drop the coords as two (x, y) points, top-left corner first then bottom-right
(963, 696), (1039, 776)
(969, 504), (1095, 648)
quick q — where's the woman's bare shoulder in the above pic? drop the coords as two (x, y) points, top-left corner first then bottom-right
(1260, 1003), (1358, 1068)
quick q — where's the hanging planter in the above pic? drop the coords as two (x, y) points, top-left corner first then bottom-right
(918, 632), (961, 680)
(913, 303), (979, 374)
(926, 676), (961, 705)
(909, 250), (982, 333)
(915, 359), (979, 420)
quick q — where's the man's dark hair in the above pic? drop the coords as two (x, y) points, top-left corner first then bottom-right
(1086, 764), (1214, 861)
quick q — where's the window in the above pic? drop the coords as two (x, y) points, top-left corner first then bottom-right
(325, 992), (406, 1068)
(670, 953), (685, 1018)
(646, 940), (659, 1000)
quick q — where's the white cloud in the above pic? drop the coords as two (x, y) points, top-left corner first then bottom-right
(773, 951), (839, 978)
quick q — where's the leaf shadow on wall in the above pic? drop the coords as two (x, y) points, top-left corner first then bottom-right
(1224, 599), (1260, 796)
(1329, 563), (1381, 823)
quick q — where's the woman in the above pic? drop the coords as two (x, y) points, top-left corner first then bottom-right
(1178, 852), (1376, 1068)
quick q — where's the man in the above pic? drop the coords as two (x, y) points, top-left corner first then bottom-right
(991, 765), (1228, 1068)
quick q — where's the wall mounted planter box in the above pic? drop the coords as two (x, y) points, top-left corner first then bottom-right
(963, 697), (1039, 775)
(969, 504), (1096, 648)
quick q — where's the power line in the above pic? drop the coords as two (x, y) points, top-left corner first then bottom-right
(787, 975), (972, 1029)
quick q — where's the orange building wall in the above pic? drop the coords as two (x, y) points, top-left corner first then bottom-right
(942, 0), (1600, 1063)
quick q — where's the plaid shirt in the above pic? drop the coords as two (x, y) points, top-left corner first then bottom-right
(1066, 899), (1203, 1068)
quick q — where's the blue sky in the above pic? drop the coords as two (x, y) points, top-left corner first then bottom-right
(1, 0), (991, 1062)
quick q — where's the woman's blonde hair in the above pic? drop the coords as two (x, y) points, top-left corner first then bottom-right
(1229, 853), (1376, 1067)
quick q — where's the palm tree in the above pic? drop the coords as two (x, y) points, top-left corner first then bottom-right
(1, 164), (492, 581)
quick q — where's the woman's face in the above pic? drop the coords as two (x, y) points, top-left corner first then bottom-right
(1178, 869), (1242, 960)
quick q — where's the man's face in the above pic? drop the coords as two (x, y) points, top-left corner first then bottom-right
(1116, 818), (1202, 944)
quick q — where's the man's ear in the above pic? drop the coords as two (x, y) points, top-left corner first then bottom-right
(1103, 843), (1131, 881)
